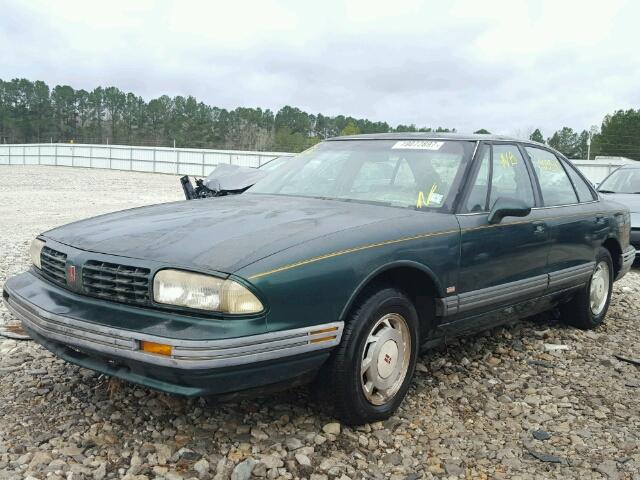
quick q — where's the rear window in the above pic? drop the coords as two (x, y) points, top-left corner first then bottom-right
(563, 160), (596, 202)
(526, 147), (578, 206)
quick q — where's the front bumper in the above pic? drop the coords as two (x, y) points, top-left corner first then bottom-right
(3, 272), (343, 396)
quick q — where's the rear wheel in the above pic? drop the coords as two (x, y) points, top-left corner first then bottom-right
(560, 247), (613, 329)
(320, 287), (419, 425)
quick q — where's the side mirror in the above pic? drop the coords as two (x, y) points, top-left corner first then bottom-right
(487, 197), (531, 224)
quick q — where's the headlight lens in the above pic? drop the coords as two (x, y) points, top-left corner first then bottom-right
(30, 238), (46, 269)
(153, 269), (263, 314)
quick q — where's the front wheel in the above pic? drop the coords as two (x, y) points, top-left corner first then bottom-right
(320, 287), (419, 425)
(560, 247), (613, 329)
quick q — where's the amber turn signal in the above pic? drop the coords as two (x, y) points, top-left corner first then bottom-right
(140, 341), (172, 356)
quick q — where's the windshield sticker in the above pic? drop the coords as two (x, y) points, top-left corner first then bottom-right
(392, 140), (444, 150)
(499, 151), (517, 168)
(430, 192), (444, 205)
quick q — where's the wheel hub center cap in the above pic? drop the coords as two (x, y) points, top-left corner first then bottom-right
(589, 261), (610, 316)
(377, 340), (398, 379)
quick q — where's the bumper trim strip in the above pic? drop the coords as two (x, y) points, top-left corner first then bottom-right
(3, 288), (343, 370)
(618, 246), (636, 280)
(622, 247), (636, 264)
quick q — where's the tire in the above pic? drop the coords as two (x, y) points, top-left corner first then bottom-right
(319, 286), (419, 425)
(560, 247), (613, 330)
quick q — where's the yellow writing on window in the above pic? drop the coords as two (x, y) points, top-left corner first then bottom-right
(416, 183), (439, 208)
(537, 158), (561, 172)
(499, 151), (517, 168)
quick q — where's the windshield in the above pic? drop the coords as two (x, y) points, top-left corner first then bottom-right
(259, 156), (290, 172)
(248, 139), (474, 210)
(598, 167), (640, 194)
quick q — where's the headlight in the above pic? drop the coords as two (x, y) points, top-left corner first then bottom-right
(30, 238), (46, 269)
(153, 269), (264, 314)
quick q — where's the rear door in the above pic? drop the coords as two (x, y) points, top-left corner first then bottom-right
(524, 147), (602, 291)
(451, 142), (550, 323)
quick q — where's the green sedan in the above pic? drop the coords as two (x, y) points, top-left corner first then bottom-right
(3, 133), (636, 424)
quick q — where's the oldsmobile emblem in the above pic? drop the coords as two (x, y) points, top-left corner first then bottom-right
(67, 265), (77, 285)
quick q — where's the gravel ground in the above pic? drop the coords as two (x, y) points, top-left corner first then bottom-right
(1, 165), (639, 480)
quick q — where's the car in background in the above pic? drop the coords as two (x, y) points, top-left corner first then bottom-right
(180, 155), (291, 199)
(597, 163), (640, 252)
(3, 133), (636, 424)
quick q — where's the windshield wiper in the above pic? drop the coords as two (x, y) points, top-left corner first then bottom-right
(598, 189), (616, 193)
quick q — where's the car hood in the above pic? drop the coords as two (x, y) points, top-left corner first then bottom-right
(44, 194), (412, 274)
(600, 192), (640, 212)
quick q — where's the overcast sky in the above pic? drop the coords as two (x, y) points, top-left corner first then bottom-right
(1, 0), (639, 137)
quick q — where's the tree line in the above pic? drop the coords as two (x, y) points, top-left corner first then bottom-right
(480, 113), (640, 161)
(1, 78), (638, 158)
(0, 78), (453, 152)
(523, 115), (639, 161)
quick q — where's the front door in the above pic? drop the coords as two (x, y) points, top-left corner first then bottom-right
(445, 142), (550, 330)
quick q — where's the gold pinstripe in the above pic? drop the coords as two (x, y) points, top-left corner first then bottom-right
(247, 211), (609, 280)
(248, 229), (459, 280)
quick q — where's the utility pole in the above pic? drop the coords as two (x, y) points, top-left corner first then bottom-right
(587, 125), (598, 160)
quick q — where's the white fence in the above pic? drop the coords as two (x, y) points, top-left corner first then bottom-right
(0, 143), (295, 176)
(0, 143), (631, 184)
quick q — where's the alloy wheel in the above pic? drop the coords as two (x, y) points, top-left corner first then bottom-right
(360, 313), (412, 406)
(589, 261), (610, 315)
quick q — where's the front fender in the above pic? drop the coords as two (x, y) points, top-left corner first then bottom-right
(337, 260), (445, 321)
(236, 212), (460, 333)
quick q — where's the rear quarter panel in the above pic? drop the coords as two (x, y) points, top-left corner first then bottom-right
(604, 198), (632, 250)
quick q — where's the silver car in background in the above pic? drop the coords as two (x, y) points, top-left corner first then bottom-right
(598, 164), (640, 253)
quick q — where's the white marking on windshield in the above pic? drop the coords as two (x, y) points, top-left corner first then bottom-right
(391, 140), (444, 150)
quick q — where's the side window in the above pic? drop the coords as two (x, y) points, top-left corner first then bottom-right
(464, 147), (490, 212)
(462, 144), (534, 213)
(489, 145), (535, 208)
(563, 160), (596, 202)
(526, 147), (578, 206)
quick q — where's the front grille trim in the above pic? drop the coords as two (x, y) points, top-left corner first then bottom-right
(82, 260), (151, 306)
(40, 246), (67, 287)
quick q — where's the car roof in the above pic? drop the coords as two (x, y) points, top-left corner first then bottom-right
(617, 163), (640, 169)
(326, 132), (547, 147)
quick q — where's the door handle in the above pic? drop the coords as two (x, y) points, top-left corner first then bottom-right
(532, 221), (546, 234)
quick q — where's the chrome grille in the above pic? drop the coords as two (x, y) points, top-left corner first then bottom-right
(82, 260), (150, 306)
(40, 246), (67, 286)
